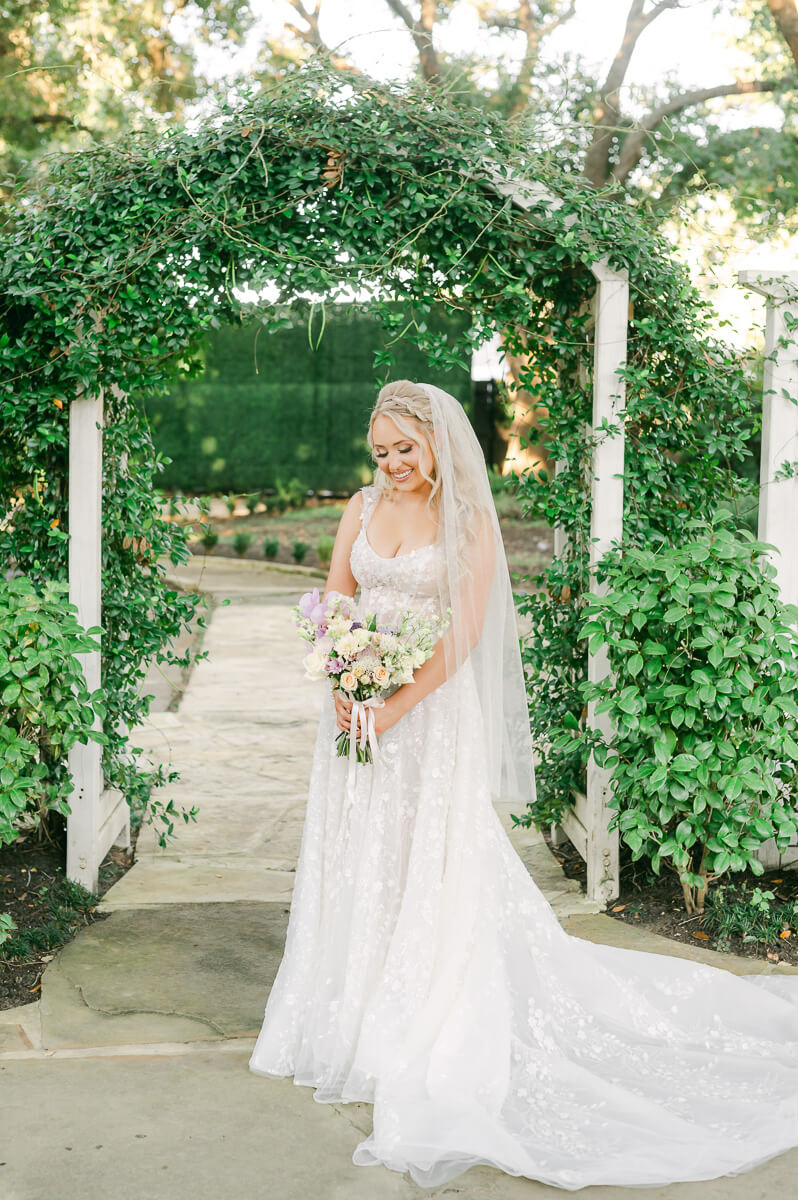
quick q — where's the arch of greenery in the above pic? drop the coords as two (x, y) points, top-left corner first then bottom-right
(2, 61), (786, 911)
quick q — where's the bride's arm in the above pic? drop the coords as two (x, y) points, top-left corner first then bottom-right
(323, 492), (363, 732)
(323, 490), (362, 599)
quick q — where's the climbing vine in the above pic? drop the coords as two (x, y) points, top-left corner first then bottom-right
(0, 62), (764, 847)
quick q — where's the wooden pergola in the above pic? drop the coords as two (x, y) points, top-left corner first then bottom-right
(63, 163), (798, 903)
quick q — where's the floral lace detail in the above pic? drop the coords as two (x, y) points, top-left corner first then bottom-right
(250, 481), (798, 1191)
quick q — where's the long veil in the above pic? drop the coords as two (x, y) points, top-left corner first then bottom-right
(416, 381), (536, 812)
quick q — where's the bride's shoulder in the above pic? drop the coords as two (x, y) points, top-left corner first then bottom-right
(339, 486), (371, 531)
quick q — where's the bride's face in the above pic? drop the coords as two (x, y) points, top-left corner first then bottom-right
(371, 414), (434, 496)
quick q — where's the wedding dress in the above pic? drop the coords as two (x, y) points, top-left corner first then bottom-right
(247, 376), (796, 1190)
(250, 394), (798, 1190)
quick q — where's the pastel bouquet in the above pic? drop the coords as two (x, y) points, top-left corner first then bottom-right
(295, 588), (448, 765)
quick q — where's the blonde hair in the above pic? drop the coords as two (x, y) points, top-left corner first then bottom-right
(367, 380), (441, 508)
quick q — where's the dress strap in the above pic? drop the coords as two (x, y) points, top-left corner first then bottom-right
(359, 484), (380, 530)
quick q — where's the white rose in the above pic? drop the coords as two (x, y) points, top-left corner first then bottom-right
(303, 649), (326, 680)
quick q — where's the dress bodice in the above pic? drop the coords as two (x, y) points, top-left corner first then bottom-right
(349, 485), (447, 625)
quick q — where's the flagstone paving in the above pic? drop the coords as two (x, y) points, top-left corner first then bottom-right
(2, 555), (797, 1200)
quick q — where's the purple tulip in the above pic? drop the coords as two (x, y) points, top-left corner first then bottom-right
(298, 588), (321, 620)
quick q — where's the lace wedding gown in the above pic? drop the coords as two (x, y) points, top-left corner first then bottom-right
(250, 484), (798, 1190)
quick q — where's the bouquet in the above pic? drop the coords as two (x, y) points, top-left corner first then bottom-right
(294, 588), (448, 764)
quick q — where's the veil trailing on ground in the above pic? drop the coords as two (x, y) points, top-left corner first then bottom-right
(415, 382), (536, 812)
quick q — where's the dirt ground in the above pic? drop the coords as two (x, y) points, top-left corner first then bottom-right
(546, 828), (798, 968)
(0, 829), (134, 1010)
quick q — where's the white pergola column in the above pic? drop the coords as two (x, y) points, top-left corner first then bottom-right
(738, 269), (798, 870)
(470, 163), (626, 899)
(555, 263), (627, 903)
(738, 269), (798, 611)
(67, 390), (129, 892)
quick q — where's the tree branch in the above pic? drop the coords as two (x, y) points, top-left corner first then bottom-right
(476, 2), (578, 117)
(20, 113), (94, 135)
(611, 77), (786, 183)
(583, 0), (685, 185)
(768, 0), (798, 70)
(383, 0), (440, 81)
(506, 0), (577, 117)
(284, 0), (355, 70)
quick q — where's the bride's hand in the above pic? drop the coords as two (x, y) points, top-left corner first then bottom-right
(333, 688), (352, 732)
(333, 689), (398, 736)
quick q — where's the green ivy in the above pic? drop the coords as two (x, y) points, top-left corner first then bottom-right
(0, 61), (772, 862)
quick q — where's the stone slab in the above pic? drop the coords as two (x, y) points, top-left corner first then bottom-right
(98, 859), (296, 908)
(3, 1047), (798, 1200)
(41, 903), (288, 1049)
(0, 1050), (418, 1200)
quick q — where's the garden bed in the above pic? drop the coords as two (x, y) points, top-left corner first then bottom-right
(178, 496), (554, 583)
(545, 828), (798, 967)
(0, 827), (138, 1011)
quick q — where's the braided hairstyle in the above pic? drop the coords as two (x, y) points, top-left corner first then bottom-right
(367, 380), (441, 509)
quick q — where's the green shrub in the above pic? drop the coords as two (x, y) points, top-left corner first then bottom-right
(0, 576), (107, 848)
(267, 477), (308, 513)
(244, 491), (261, 515)
(577, 516), (798, 915)
(232, 532), (253, 556)
(282, 477), (308, 509)
(316, 535), (334, 568)
(263, 536), (279, 560)
(264, 490), (285, 515)
(198, 523), (219, 552)
(703, 882), (796, 951)
(291, 538), (310, 564)
(223, 493), (238, 515)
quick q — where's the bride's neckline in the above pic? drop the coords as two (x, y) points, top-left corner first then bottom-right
(362, 488), (438, 561)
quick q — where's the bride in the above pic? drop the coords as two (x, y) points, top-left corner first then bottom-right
(250, 379), (798, 1190)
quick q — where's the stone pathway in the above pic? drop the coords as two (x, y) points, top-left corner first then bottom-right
(1, 556), (797, 1200)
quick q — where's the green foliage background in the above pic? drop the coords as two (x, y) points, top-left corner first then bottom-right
(1, 61), (783, 891)
(143, 302), (471, 494)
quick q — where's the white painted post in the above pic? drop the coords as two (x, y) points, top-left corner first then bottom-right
(67, 390), (129, 892)
(586, 263), (627, 904)
(738, 269), (798, 870)
(557, 263), (627, 903)
(738, 269), (798, 611)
